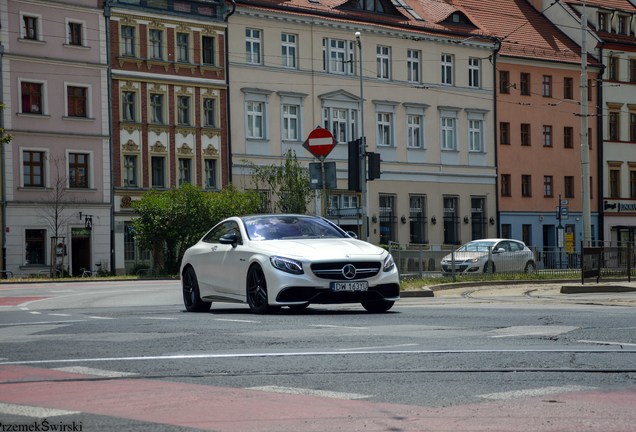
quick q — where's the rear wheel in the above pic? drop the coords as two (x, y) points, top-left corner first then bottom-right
(361, 300), (394, 313)
(246, 264), (280, 314)
(182, 267), (211, 312)
(524, 261), (536, 273)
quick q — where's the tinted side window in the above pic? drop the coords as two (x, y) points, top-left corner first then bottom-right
(202, 224), (226, 243)
(509, 241), (523, 252)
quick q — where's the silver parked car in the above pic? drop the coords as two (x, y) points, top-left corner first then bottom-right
(180, 214), (400, 314)
(440, 238), (536, 275)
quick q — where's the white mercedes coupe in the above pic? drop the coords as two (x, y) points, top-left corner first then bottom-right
(180, 214), (400, 314)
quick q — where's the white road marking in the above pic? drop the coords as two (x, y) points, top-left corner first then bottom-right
(0, 320), (85, 327)
(0, 402), (79, 418)
(310, 324), (368, 330)
(87, 316), (113, 320)
(478, 385), (596, 400)
(489, 326), (578, 338)
(215, 318), (261, 323)
(578, 339), (636, 347)
(28, 311), (41, 315)
(53, 366), (137, 377)
(248, 385), (370, 400)
(48, 313), (71, 317)
(139, 317), (177, 320)
(339, 343), (419, 351)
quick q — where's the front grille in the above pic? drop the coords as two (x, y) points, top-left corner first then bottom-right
(310, 261), (381, 280)
(442, 264), (469, 272)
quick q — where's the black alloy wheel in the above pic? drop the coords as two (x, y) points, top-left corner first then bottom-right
(246, 264), (280, 314)
(182, 267), (211, 312)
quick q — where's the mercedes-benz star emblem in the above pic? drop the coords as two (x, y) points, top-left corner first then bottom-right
(342, 264), (357, 280)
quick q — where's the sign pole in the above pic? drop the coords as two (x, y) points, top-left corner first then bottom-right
(355, 31), (368, 241)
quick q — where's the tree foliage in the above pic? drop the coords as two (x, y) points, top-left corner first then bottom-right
(131, 183), (261, 274)
(247, 149), (313, 214)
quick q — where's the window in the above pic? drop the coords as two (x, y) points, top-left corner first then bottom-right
(177, 95), (191, 125)
(121, 25), (136, 56)
(204, 159), (217, 189)
(564, 77), (574, 99)
(178, 158), (192, 185)
(630, 59), (636, 83)
(22, 15), (39, 40)
(323, 107), (357, 144)
(441, 116), (456, 150)
(202, 35), (215, 65)
(68, 153), (88, 188)
(521, 174), (532, 197)
(520, 73), (531, 95)
(203, 98), (216, 128)
(499, 70), (510, 94)
(588, 78), (593, 101)
(630, 112), (636, 141)
(468, 57), (480, 88)
(471, 197), (486, 240)
(565, 176), (575, 198)
(151, 156), (165, 188)
(323, 38), (354, 75)
(67, 86), (87, 118)
(25, 229), (46, 265)
(282, 104), (299, 141)
(542, 75), (552, 97)
(356, 0), (384, 12)
(67, 21), (83, 46)
(149, 93), (164, 124)
(379, 194), (397, 244)
(176, 32), (190, 62)
(564, 126), (573, 148)
(441, 54), (453, 85)
(468, 119), (483, 152)
(630, 169), (636, 198)
(246, 101), (264, 139)
(501, 224), (511, 239)
(377, 112), (393, 146)
(21, 82), (43, 114)
(443, 196), (460, 245)
(543, 175), (553, 197)
(409, 195), (427, 244)
(609, 166), (621, 198)
(521, 123), (531, 146)
(407, 114), (423, 148)
(609, 111), (620, 140)
(407, 49), (421, 83)
(522, 225), (532, 247)
(501, 174), (511, 197)
(376, 46), (391, 80)
(246, 28), (262, 65)
(121, 91), (136, 122)
(281, 33), (297, 69)
(543, 125), (553, 147)
(23, 150), (45, 187)
(149, 29), (164, 60)
(598, 12), (608, 32)
(123, 155), (138, 187)
(609, 56), (619, 81)
(618, 15), (628, 35)
(500, 122), (510, 145)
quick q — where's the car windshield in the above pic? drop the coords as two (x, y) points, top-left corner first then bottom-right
(243, 215), (347, 241)
(457, 241), (496, 252)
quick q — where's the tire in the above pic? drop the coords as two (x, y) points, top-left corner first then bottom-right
(182, 267), (211, 312)
(483, 261), (495, 274)
(361, 300), (395, 313)
(246, 264), (280, 314)
(524, 261), (536, 273)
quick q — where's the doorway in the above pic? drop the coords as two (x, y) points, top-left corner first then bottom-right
(71, 227), (91, 276)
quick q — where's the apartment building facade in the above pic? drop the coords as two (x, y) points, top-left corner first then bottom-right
(228, 0), (499, 248)
(536, 0), (636, 246)
(106, 0), (231, 274)
(1, 0), (111, 276)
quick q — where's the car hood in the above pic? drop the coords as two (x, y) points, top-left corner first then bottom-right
(442, 251), (488, 261)
(249, 238), (385, 260)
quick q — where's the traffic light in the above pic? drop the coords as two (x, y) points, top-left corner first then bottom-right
(348, 139), (361, 192)
(368, 152), (381, 180)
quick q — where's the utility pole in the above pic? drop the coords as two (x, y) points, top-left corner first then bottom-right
(355, 31), (368, 241)
(580, 0), (592, 245)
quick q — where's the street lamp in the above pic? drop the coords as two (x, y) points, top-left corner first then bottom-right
(355, 31), (368, 241)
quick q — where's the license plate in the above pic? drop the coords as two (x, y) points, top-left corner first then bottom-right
(330, 281), (368, 292)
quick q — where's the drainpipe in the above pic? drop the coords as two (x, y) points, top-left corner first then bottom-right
(224, 0), (236, 186)
(104, 0), (115, 274)
(489, 37), (502, 238)
(596, 46), (606, 242)
(0, 42), (6, 273)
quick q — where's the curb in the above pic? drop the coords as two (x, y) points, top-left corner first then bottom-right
(560, 285), (636, 294)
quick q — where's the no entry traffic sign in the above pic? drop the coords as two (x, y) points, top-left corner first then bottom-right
(303, 127), (336, 158)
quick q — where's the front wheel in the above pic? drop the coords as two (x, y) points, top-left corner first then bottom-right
(361, 300), (394, 313)
(483, 261), (495, 274)
(246, 265), (280, 314)
(182, 267), (211, 312)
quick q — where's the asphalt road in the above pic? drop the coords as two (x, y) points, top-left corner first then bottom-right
(0, 279), (635, 431)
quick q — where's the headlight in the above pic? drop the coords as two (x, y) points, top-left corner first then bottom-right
(383, 253), (395, 272)
(467, 257), (480, 263)
(270, 256), (303, 275)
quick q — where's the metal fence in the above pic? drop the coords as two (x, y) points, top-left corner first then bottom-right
(388, 241), (635, 282)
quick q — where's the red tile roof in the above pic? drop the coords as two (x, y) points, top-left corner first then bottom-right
(565, 0), (636, 12)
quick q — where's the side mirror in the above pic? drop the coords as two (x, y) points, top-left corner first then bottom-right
(219, 232), (239, 247)
(345, 231), (358, 239)
(494, 247), (505, 254)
